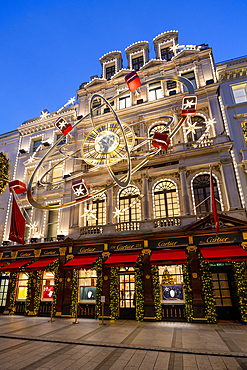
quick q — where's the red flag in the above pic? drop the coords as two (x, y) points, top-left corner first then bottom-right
(8, 195), (25, 245)
(210, 169), (219, 234)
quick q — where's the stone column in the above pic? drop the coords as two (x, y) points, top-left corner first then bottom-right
(107, 187), (113, 224)
(179, 167), (191, 215)
(220, 157), (241, 210)
(142, 177), (149, 220)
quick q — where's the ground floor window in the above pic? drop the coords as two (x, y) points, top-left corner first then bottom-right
(41, 271), (55, 301)
(78, 269), (97, 302)
(17, 273), (29, 300)
(211, 272), (232, 307)
(119, 267), (135, 308)
(158, 265), (184, 303)
(0, 274), (9, 308)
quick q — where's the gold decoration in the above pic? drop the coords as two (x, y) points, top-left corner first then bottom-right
(144, 240), (149, 249)
(33, 278), (37, 284)
(103, 275), (109, 281)
(59, 247), (67, 256)
(34, 249), (41, 258)
(69, 246), (73, 253)
(102, 252), (111, 258)
(187, 245), (197, 252)
(0, 253), (3, 260)
(192, 273), (198, 279)
(242, 232), (247, 240)
(66, 277), (71, 283)
(145, 274), (150, 279)
(66, 254), (74, 261)
(59, 277), (63, 283)
(188, 236), (193, 245)
(104, 243), (108, 251)
(11, 251), (18, 259)
(141, 248), (151, 255)
(241, 242), (247, 250)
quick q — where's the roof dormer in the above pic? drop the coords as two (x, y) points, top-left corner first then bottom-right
(153, 30), (178, 61)
(100, 51), (122, 80)
(125, 41), (149, 71)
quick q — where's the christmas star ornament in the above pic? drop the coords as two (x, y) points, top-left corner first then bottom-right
(181, 95), (197, 116)
(125, 71), (141, 92)
(54, 117), (72, 136)
(151, 132), (170, 150)
(80, 204), (97, 221)
(72, 179), (89, 201)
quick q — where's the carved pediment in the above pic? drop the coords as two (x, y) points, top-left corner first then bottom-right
(172, 49), (199, 61)
(185, 213), (247, 232)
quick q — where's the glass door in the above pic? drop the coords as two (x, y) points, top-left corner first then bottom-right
(0, 274), (10, 313)
(119, 269), (135, 319)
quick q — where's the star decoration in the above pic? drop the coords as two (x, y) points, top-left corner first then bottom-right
(170, 44), (180, 54)
(67, 97), (76, 105)
(40, 111), (50, 120)
(113, 207), (124, 218)
(74, 184), (86, 197)
(58, 120), (67, 130)
(183, 100), (195, 109)
(184, 117), (202, 137)
(80, 205), (97, 221)
(205, 118), (216, 128)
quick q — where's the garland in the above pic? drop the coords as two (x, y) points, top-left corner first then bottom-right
(33, 271), (42, 315)
(8, 272), (17, 314)
(92, 256), (103, 319)
(24, 272), (33, 315)
(232, 262), (247, 323)
(198, 252), (217, 324)
(71, 269), (78, 317)
(135, 256), (144, 322)
(0, 152), (9, 194)
(110, 267), (119, 320)
(182, 264), (194, 323)
(151, 265), (162, 320)
(46, 258), (60, 316)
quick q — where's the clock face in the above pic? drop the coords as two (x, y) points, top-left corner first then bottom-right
(82, 122), (135, 167)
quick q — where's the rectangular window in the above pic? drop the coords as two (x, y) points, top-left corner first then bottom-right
(119, 94), (131, 109)
(78, 269), (97, 302)
(32, 138), (42, 152)
(17, 273), (29, 300)
(132, 56), (144, 71)
(41, 271), (54, 301)
(0, 274), (10, 308)
(211, 272), (232, 307)
(149, 82), (163, 101)
(106, 65), (115, 80)
(232, 83), (247, 104)
(47, 207), (59, 240)
(92, 99), (101, 116)
(241, 122), (247, 146)
(167, 80), (177, 90)
(158, 265), (184, 303)
(161, 47), (173, 61)
(181, 71), (197, 91)
(52, 163), (63, 182)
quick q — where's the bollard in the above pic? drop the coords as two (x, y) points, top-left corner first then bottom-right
(48, 301), (55, 322)
(99, 302), (106, 325)
(73, 301), (79, 324)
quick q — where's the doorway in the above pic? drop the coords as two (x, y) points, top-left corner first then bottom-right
(0, 274), (10, 313)
(119, 268), (135, 319)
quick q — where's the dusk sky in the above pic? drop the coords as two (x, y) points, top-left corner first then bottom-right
(0, 0), (246, 135)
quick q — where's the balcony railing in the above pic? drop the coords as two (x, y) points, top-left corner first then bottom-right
(115, 221), (140, 232)
(80, 225), (104, 236)
(154, 217), (181, 228)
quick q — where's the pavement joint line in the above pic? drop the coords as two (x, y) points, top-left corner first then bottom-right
(0, 333), (247, 359)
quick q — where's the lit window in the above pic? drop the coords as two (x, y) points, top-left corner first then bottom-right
(193, 174), (220, 214)
(184, 115), (206, 142)
(119, 93), (131, 109)
(132, 56), (144, 71)
(0, 274), (10, 308)
(32, 138), (42, 152)
(17, 273), (29, 300)
(41, 271), (54, 301)
(86, 193), (106, 226)
(181, 71), (197, 91)
(160, 47), (174, 61)
(52, 163), (63, 183)
(78, 269), (97, 302)
(211, 271), (232, 307)
(47, 206), (59, 241)
(153, 180), (179, 218)
(232, 83), (247, 104)
(119, 186), (141, 222)
(241, 122), (247, 146)
(106, 65), (115, 80)
(148, 82), (163, 101)
(92, 98), (102, 116)
(158, 265), (184, 303)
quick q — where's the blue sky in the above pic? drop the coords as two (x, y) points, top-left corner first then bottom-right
(0, 0), (246, 134)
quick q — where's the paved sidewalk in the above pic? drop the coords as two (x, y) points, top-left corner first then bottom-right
(0, 316), (246, 369)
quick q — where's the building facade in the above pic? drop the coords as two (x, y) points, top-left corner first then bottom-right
(1, 31), (247, 323)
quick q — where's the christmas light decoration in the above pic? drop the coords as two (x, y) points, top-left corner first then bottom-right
(151, 265), (162, 320)
(54, 117), (72, 136)
(125, 71), (141, 92)
(135, 255), (144, 322)
(72, 179), (89, 201)
(110, 267), (119, 320)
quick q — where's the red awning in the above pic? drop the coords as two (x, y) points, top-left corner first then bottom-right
(0, 261), (10, 268)
(64, 254), (101, 270)
(150, 249), (187, 265)
(200, 245), (247, 262)
(25, 258), (57, 271)
(104, 252), (140, 267)
(0, 259), (33, 272)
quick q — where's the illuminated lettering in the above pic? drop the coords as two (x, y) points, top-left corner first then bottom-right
(206, 237), (229, 243)
(158, 241), (178, 247)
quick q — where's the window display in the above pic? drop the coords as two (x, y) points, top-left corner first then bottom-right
(158, 265), (184, 303)
(17, 273), (28, 300)
(41, 271), (54, 300)
(78, 269), (97, 302)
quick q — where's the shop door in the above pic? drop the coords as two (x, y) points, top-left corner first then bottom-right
(211, 267), (238, 321)
(119, 272), (135, 319)
(0, 274), (10, 313)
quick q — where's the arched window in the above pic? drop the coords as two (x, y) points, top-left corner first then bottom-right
(183, 115), (207, 142)
(192, 174), (221, 214)
(153, 180), (179, 218)
(86, 193), (106, 226)
(118, 186), (141, 222)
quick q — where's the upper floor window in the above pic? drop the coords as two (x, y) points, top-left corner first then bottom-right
(106, 65), (115, 80)
(132, 56), (144, 71)
(32, 138), (42, 152)
(232, 83), (247, 104)
(153, 180), (179, 219)
(181, 70), (197, 91)
(192, 174), (221, 214)
(119, 93), (131, 109)
(160, 47), (174, 61)
(52, 163), (63, 183)
(92, 98), (102, 116)
(241, 122), (247, 146)
(86, 193), (106, 226)
(118, 186), (141, 222)
(184, 115), (207, 143)
(46, 205), (59, 241)
(148, 82), (163, 101)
